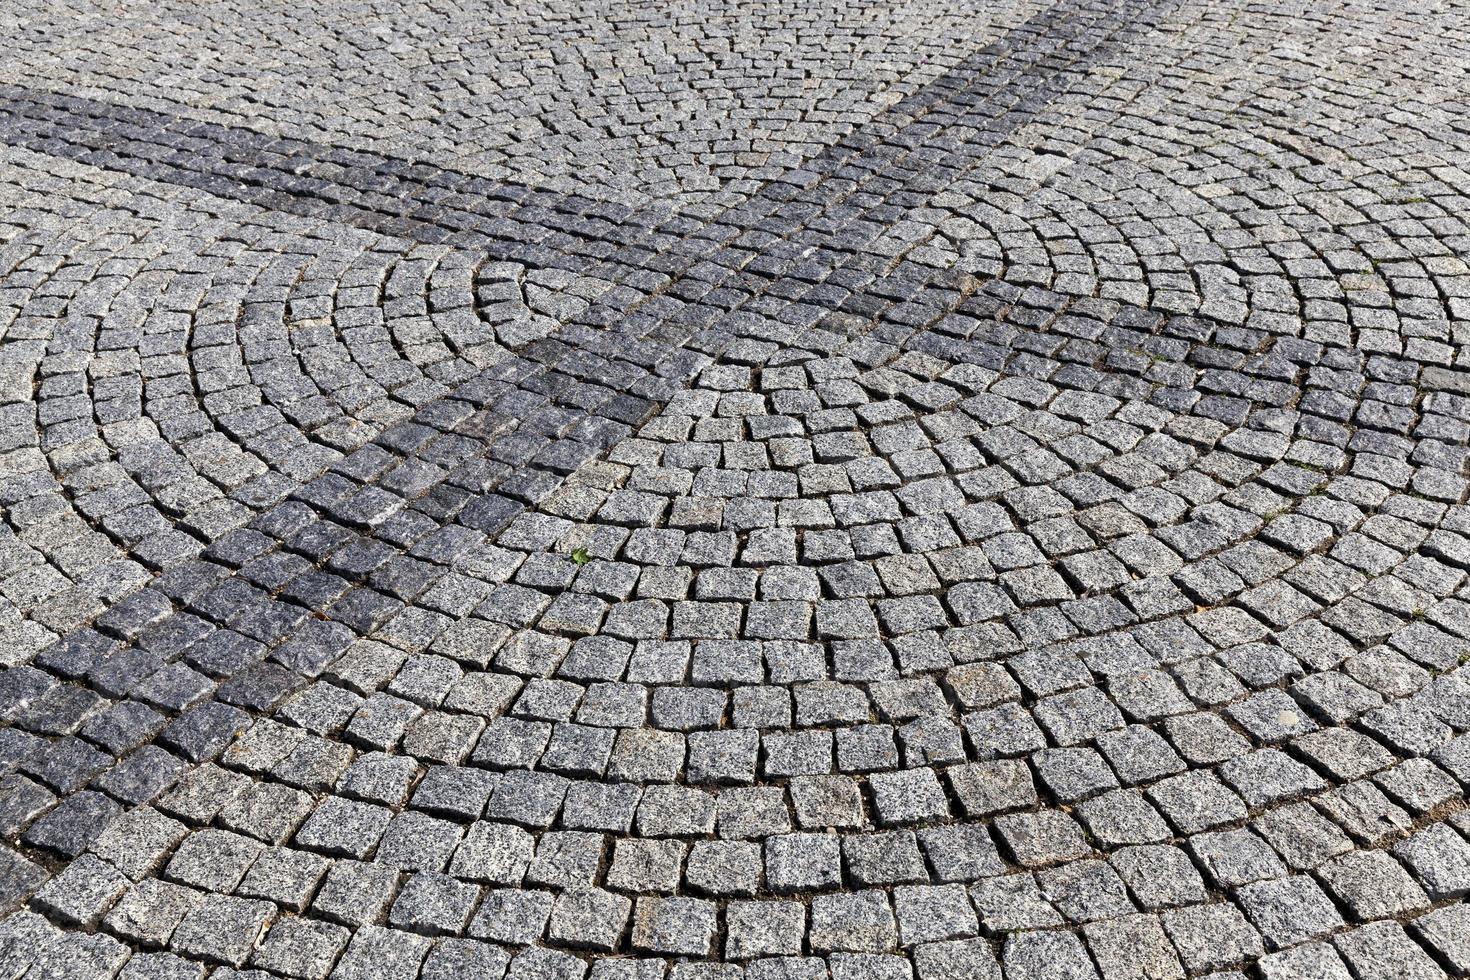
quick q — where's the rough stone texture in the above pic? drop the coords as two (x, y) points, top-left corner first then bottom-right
(3, 0), (1470, 976)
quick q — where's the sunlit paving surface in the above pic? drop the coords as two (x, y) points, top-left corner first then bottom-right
(2, 0), (1470, 977)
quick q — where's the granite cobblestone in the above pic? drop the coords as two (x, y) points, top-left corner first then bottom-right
(4, 0), (1470, 976)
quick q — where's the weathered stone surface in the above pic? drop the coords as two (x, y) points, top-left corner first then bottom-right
(2, 0), (1468, 976)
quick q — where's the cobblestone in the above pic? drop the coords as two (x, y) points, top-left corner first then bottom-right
(4, 0), (1470, 975)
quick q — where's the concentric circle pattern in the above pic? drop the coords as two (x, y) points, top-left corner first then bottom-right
(3, 1), (1470, 978)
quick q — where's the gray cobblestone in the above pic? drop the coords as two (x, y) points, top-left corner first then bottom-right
(4, 0), (1470, 975)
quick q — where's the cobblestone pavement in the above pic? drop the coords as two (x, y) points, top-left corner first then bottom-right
(3, 0), (1470, 977)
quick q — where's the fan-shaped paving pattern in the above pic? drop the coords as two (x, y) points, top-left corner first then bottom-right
(4, 0), (1470, 979)
(931, 0), (1470, 363)
(0, 147), (557, 654)
(6, 272), (1470, 978)
(0, 0), (1048, 208)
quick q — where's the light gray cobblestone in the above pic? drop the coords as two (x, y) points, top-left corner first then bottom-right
(3, 0), (1470, 975)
